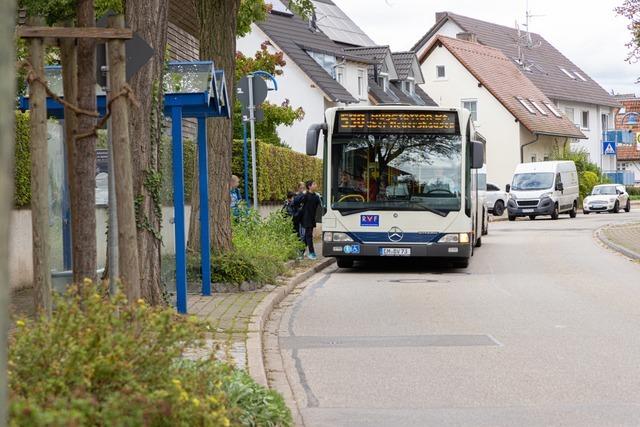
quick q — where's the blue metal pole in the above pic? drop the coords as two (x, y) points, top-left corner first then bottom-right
(171, 107), (187, 314)
(60, 119), (72, 270)
(242, 120), (250, 205)
(197, 117), (212, 296)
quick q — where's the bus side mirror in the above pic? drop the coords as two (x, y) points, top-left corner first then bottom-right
(471, 141), (484, 169)
(505, 184), (511, 193)
(306, 123), (327, 156)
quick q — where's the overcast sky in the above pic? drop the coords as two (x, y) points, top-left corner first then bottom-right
(331, 0), (639, 95)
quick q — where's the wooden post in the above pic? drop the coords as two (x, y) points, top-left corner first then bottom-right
(107, 15), (141, 301)
(28, 17), (52, 316)
(0, 0), (17, 422)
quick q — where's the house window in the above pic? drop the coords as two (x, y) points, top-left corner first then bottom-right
(516, 97), (536, 114)
(565, 107), (575, 124)
(545, 102), (563, 118)
(378, 72), (389, 92)
(404, 80), (415, 96)
(560, 68), (576, 79)
(543, 155), (550, 161)
(336, 66), (344, 84)
(357, 69), (366, 98)
(573, 71), (587, 82)
(531, 155), (537, 162)
(462, 100), (478, 121)
(436, 65), (446, 79)
(581, 110), (590, 130)
(529, 100), (548, 115)
(601, 113), (609, 131)
(307, 51), (337, 76)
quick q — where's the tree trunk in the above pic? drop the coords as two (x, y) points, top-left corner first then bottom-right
(28, 17), (52, 316)
(125, 0), (169, 305)
(73, 0), (98, 283)
(193, 0), (241, 255)
(0, 0), (16, 421)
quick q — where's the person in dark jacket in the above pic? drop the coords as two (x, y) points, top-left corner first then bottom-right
(299, 180), (321, 260)
(291, 184), (306, 242)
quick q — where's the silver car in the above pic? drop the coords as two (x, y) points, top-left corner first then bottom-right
(583, 184), (631, 214)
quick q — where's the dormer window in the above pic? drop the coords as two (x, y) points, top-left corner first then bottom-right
(335, 66), (345, 84)
(402, 80), (415, 96)
(307, 51), (337, 77)
(378, 72), (389, 92)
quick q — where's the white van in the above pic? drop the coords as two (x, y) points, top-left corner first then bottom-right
(506, 161), (579, 221)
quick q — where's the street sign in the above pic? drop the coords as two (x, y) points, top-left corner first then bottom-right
(96, 13), (155, 85)
(237, 76), (268, 106)
(603, 140), (616, 156)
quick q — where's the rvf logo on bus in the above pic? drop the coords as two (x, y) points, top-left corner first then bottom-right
(360, 214), (380, 227)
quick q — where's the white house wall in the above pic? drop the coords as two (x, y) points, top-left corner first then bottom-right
(554, 100), (613, 170)
(416, 20), (463, 59)
(341, 61), (370, 104)
(519, 126), (570, 164)
(420, 44), (521, 189)
(236, 25), (330, 154)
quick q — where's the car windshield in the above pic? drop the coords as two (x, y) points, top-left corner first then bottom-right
(512, 172), (554, 191)
(331, 133), (462, 215)
(592, 186), (617, 195)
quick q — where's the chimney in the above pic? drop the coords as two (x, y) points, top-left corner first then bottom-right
(435, 12), (447, 22)
(456, 32), (477, 43)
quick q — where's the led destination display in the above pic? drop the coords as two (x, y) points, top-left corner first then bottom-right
(336, 110), (458, 134)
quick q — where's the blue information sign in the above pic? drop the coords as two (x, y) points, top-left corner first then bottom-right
(603, 141), (616, 156)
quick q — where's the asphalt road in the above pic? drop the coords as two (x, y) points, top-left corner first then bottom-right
(271, 210), (640, 427)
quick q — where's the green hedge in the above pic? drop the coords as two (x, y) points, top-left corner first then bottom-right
(232, 139), (323, 202)
(14, 111), (31, 209)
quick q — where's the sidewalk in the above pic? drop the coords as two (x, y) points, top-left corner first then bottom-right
(189, 257), (324, 369)
(598, 222), (640, 260)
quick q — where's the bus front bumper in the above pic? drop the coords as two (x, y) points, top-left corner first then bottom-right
(323, 242), (472, 259)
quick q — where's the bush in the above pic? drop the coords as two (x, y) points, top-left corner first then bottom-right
(627, 186), (640, 196)
(9, 282), (292, 427)
(14, 111), (30, 208)
(188, 210), (303, 286)
(232, 139), (322, 203)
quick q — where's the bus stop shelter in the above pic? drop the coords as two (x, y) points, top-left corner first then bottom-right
(19, 60), (230, 314)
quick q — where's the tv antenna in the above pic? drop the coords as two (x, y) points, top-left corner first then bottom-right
(515, 0), (544, 71)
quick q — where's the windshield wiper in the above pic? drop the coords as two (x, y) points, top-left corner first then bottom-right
(410, 204), (448, 217)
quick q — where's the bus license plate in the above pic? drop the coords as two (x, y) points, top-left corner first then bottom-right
(380, 248), (411, 256)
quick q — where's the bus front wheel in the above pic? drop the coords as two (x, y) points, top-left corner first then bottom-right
(336, 258), (354, 268)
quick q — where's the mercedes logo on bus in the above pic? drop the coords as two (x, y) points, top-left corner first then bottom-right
(388, 227), (404, 242)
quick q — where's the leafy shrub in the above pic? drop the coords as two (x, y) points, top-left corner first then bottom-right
(14, 111), (30, 208)
(552, 147), (608, 199)
(627, 186), (640, 196)
(580, 171), (600, 199)
(9, 282), (292, 426)
(232, 139), (322, 203)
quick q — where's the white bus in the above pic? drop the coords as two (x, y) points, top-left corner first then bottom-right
(306, 106), (485, 269)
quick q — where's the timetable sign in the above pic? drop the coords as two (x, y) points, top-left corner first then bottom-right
(335, 110), (458, 134)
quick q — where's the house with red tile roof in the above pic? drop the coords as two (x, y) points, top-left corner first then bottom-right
(419, 34), (585, 189)
(614, 95), (640, 184)
(413, 12), (619, 171)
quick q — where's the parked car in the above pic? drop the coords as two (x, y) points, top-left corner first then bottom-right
(583, 184), (630, 214)
(506, 161), (579, 221)
(485, 183), (507, 216)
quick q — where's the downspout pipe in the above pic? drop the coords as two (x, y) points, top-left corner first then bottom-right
(521, 133), (539, 162)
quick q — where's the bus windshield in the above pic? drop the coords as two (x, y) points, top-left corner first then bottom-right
(331, 133), (462, 215)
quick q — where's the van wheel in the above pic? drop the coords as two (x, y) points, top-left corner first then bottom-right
(625, 200), (631, 212)
(611, 201), (619, 214)
(528, 215), (536, 220)
(583, 210), (589, 215)
(551, 204), (559, 220)
(493, 200), (505, 216)
(336, 258), (353, 268)
(569, 202), (577, 218)
(508, 215), (516, 221)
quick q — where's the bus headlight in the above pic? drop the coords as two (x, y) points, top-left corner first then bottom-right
(325, 232), (353, 242)
(438, 233), (469, 244)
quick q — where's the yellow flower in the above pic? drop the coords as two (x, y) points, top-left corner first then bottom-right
(179, 391), (189, 401)
(137, 299), (145, 305)
(192, 398), (200, 407)
(223, 418), (230, 427)
(16, 320), (25, 327)
(171, 379), (181, 387)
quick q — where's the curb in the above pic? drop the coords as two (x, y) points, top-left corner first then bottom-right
(246, 257), (336, 386)
(595, 225), (640, 261)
